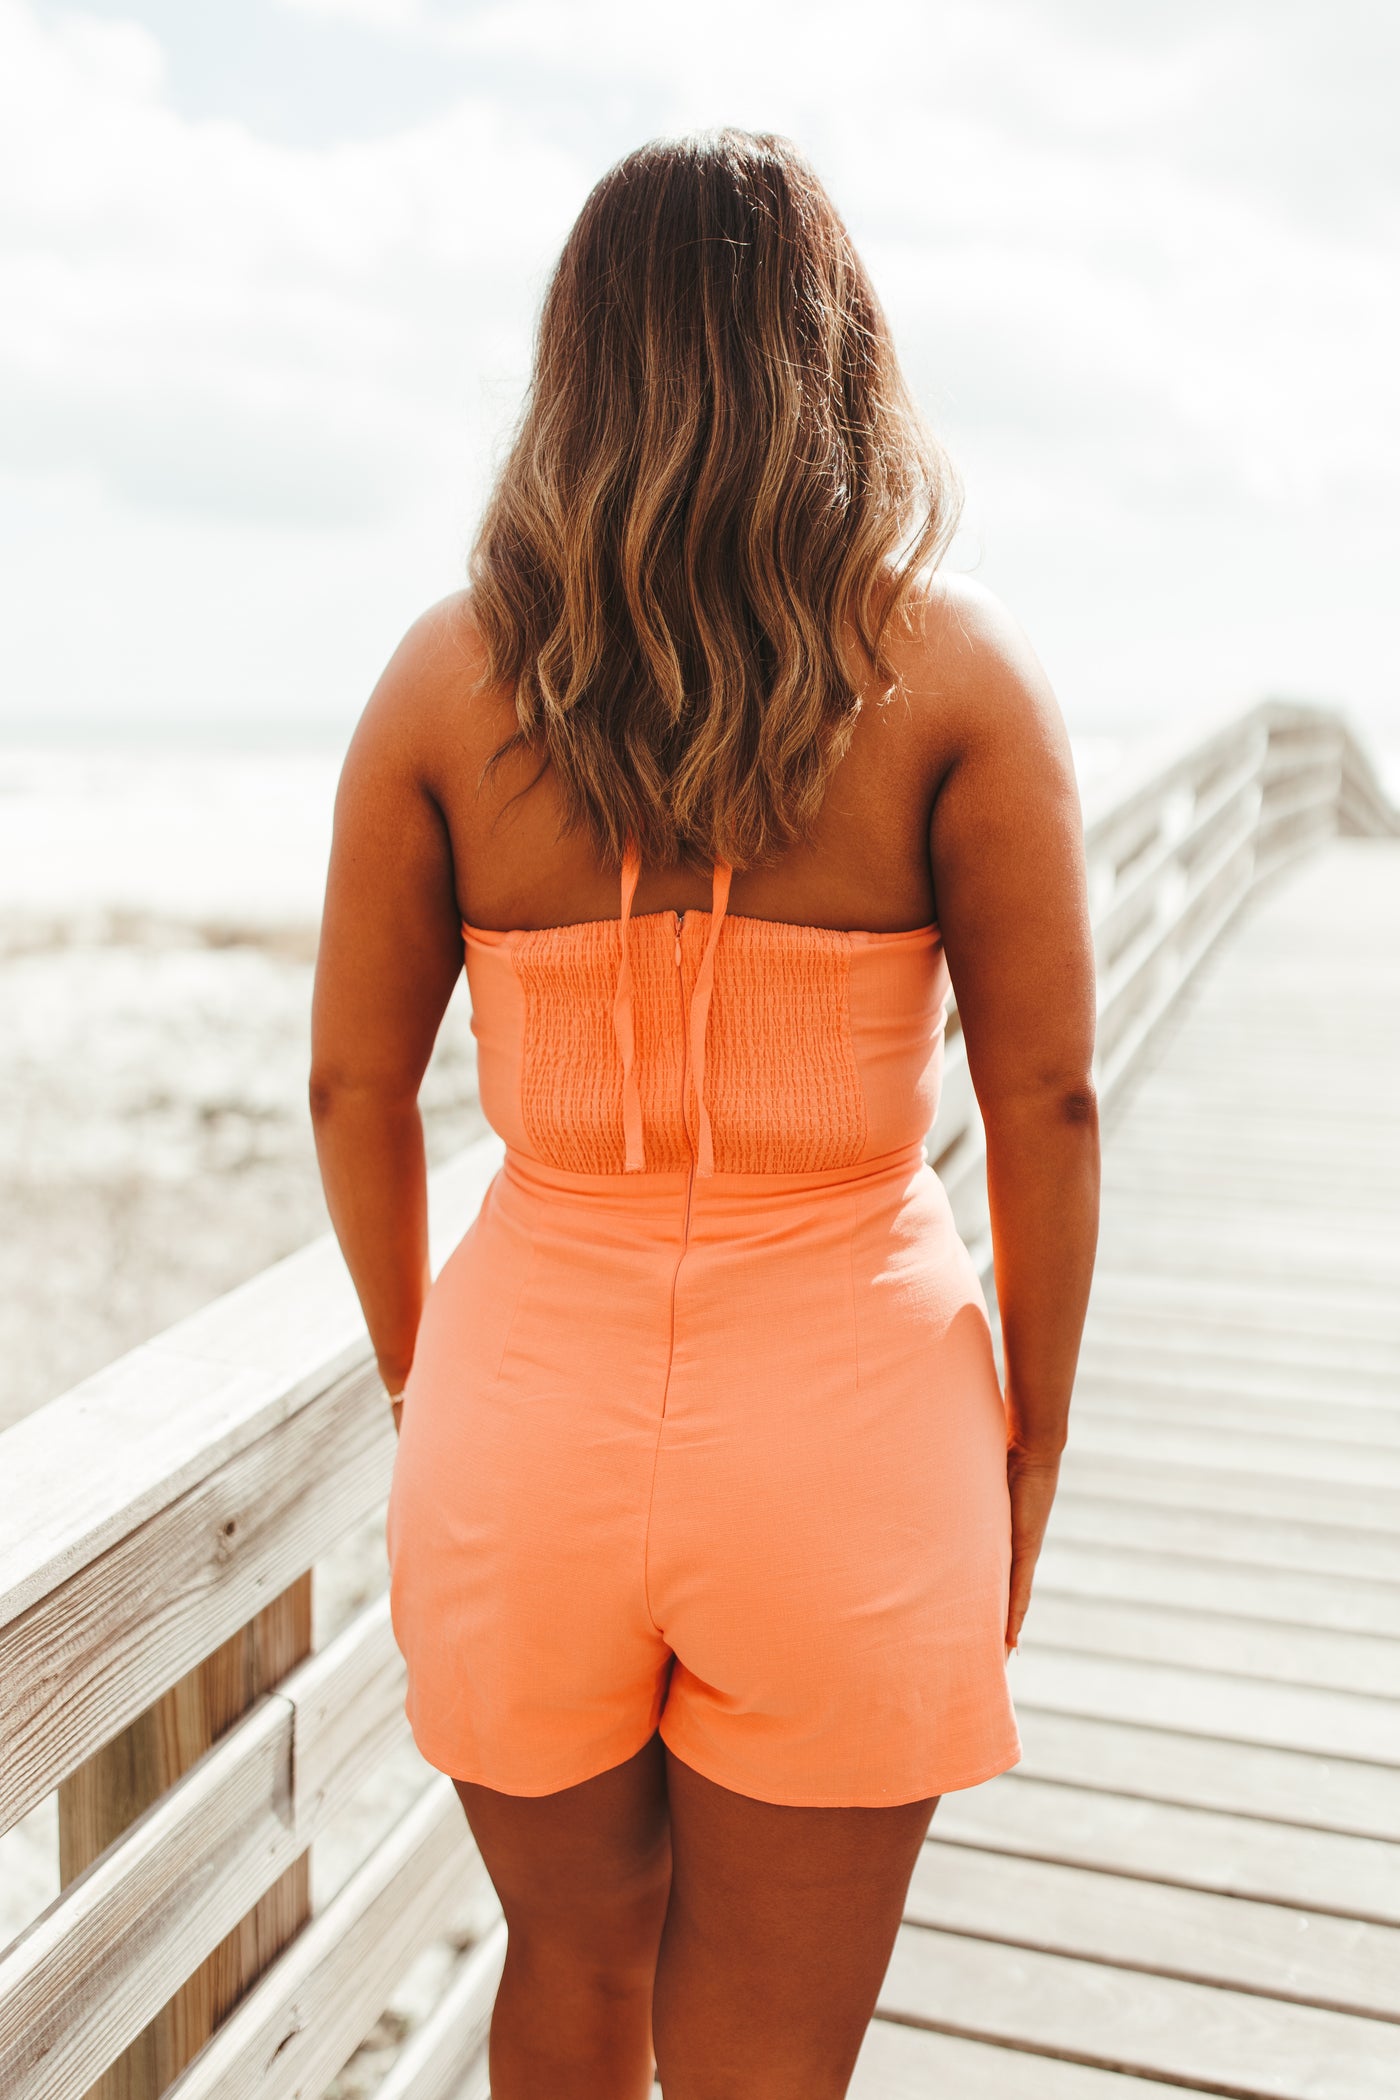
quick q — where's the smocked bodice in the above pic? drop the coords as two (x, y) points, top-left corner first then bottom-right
(461, 838), (950, 1178)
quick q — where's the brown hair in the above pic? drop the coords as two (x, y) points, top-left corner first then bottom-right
(470, 127), (960, 872)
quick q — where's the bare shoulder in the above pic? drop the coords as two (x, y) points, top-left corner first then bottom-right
(888, 570), (1075, 788)
(340, 589), (513, 796)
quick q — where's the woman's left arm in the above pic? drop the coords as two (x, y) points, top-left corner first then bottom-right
(309, 610), (469, 1399)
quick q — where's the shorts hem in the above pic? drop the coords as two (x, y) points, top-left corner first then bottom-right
(656, 1717), (1024, 1808)
(404, 1713), (664, 1799)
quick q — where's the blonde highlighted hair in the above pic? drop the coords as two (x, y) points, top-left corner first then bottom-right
(470, 127), (960, 872)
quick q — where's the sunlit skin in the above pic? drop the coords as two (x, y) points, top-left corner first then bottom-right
(309, 569), (1099, 2097)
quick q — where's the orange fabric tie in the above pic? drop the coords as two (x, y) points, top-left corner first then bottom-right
(613, 838), (647, 1172)
(691, 858), (732, 1178)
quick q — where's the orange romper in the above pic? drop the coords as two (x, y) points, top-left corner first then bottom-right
(386, 839), (1020, 1806)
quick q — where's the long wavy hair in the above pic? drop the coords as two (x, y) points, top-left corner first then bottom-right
(469, 128), (961, 872)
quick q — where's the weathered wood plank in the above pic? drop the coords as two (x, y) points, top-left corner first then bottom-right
(0, 1138), (503, 1630)
(1083, 1272), (1400, 1337)
(162, 1780), (486, 2100)
(852, 2019), (1180, 2099)
(933, 1777), (1400, 1926)
(1079, 710), (1262, 863)
(1011, 1648), (1400, 1765)
(877, 1924), (1400, 2099)
(285, 1592), (406, 1833)
(1096, 843), (1257, 1101)
(371, 1923), (505, 2100)
(0, 1595), (410, 2100)
(1065, 1417), (1400, 1491)
(904, 1846), (1400, 2021)
(1071, 1383), (1400, 1450)
(1081, 1302), (1400, 1358)
(1, 1371), (392, 1839)
(1076, 1337), (1400, 1398)
(1093, 753), (1262, 969)
(1035, 1538), (1400, 1640)
(1, 1702), (293, 2100)
(1014, 1709), (1400, 1842)
(1050, 1493), (1400, 1583)
(1098, 1149), (1400, 1193)
(448, 2066), (491, 2100)
(1023, 1592), (1400, 1700)
(1058, 1453), (1400, 1533)
(59, 1573), (312, 2100)
(1082, 1219), (1400, 1294)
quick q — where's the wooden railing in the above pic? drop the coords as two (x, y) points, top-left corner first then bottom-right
(1, 699), (1395, 2100)
(929, 697), (1399, 1271)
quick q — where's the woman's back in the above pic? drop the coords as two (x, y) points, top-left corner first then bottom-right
(417, 588), (957, 944)
(402, 587), (970, 1178)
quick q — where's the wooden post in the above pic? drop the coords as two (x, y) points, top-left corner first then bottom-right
(57, 1575), (313, 2099)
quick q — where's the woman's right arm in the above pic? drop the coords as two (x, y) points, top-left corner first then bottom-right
(918, 577), (1101, 1653)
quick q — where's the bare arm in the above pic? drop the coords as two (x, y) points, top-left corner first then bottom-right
(923, 580), (1100, 1649)
(309, 609), (467, 1401)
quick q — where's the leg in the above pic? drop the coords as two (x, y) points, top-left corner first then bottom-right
(653, 1750), (938, 2099)
(454, 1733), (672, 2099)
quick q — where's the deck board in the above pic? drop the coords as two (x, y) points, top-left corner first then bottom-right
(1020, 1592), (1400, 1697)
(876, 1926), (1400, 2098)
(902, 1847), (1400, 2020)
(851, 2021), (1190, 2097)
(1014, 1707), (1400, 1840)
(1035, 1538), (1400, 1637)
(933, 1776), (1400, 1925)
(861, 837), (1400, 2094)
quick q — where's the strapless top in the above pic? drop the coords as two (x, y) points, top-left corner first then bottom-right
(461, 836), (950, 1180)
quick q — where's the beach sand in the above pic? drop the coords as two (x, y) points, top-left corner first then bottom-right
(0, 905), (486, 1429)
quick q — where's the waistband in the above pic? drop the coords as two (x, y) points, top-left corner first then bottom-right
(500, 1137), (932, 1206)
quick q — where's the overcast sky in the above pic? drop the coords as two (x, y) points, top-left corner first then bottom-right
(2, 0), (1397, 748)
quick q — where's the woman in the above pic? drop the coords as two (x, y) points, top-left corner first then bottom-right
(310, 129), (1099, 2100)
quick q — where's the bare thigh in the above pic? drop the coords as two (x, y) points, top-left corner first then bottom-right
(454, 1737), (673, 2098)
(453, 1733), (672, 1967)
(455, 1736), (935, 2099)
(653, 1748), (937, 2098)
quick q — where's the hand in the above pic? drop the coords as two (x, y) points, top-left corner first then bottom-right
(1005, 1444), (1062, 1653)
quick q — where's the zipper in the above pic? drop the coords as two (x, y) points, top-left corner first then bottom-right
(672, 907), (693, 1186)
(659, 909), (697, 1419)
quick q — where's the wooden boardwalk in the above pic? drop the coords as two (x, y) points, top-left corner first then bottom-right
(849, 835), (1400, 2098)
(4, 707), (1397, 2100)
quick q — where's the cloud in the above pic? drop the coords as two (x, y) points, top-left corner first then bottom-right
(2, 0), (1398, 737)
(277, 0), (429, 23)
(0, 1), (581, 523)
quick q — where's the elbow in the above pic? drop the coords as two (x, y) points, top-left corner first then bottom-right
(307, 1064), (353, 1128)
(308, 1069), (341, 1126)
(308, 1061), (420, 1124)
(981, 1071), (1101, 1144)
(1058, 1079), (1100, 1131)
